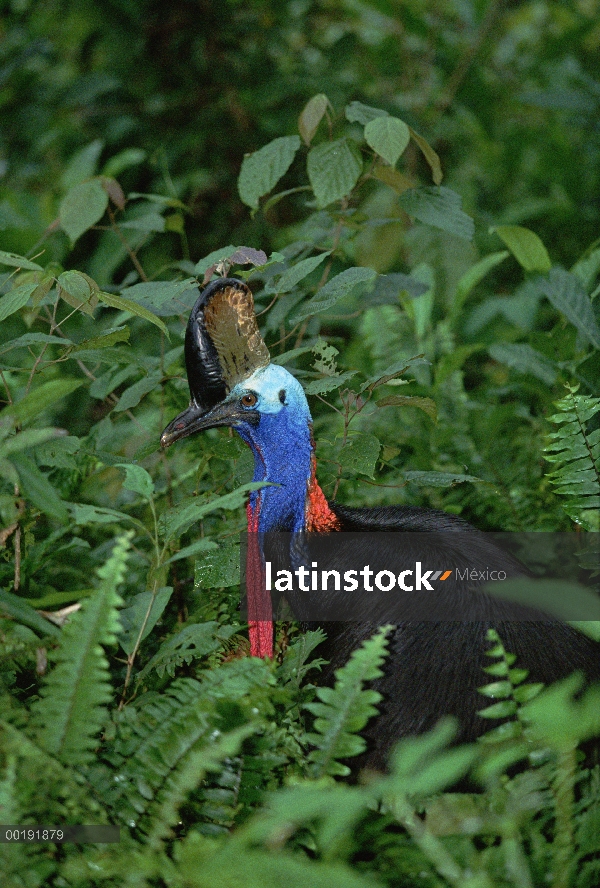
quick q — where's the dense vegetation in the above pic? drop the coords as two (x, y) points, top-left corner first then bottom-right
(1, 2), (600, 886)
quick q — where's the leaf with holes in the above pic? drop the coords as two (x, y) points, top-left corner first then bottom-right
(338, 433), (381, 478)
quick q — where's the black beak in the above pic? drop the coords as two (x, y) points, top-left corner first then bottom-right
(160, 399), (259, 447)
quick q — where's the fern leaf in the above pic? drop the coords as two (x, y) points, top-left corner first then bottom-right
(147, 723), (255, 845)
(544, 385), (600, 530)
(31, 534), (129, 765)
(111, 659), (271, 834)
(305, 625), (391, 778)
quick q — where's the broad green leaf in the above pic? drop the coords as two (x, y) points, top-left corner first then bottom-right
(119, 212), (165, 232)
(89, 364), (137, 400)
(116, 463), (154, 498)
(127, 191), (188, 209)
(408, 127), (443, 185)
(58, 269), (98, 316)
(3, 379), (83, 424)
(102, 147), (146, 177)
(68, 502), (142, 527)
(195, 545), (241, 589)
(492, 225), (552, 273)
(364, 116), (410, 166)
(0, 589), (61, 639)
(275, 252), (330, 293)
(345, 101), (388, 125)
(377, 394), (437, 420)
(0, 250), (43, 271)
(11, 452), (68, 522)
(0, 428), (62, 457)
(71, 326), (130, 352)
(61, 140), (104, 189)
(298, 93), (329, 145)
(488, 343), (557, 385)
(160, 482), (268, 541)
(486, 578), (600, 622)
(404, 471), (481, 487)
(194, 245), (237, 276)
(307, 138), (363, 208)
(59, 179), (109, 243)
(571, 247), (600, 291)
(0, 282), (37, 323)
(453, 251), (510, 315)
(338, 433), (380, 478)
(119, 278), (197, 315)
(113, 370), (161, 412)
(164, 538), (218, 565)
(291, 267), (377, 323)
(0, 333), (70, 354)
(238, 136), (301, 209)
(569, 622), (600, 642)
(35, 435), (81, 468)
(97, 290), (168, 335)
(304, 371), (358, 394)
(119, 587), (173, 655)
(399, 187), (474, 240)
(521, 674), (600, 750)
(533, 267), (600, 348)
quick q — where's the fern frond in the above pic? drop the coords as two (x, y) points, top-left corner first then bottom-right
(0, 720), (105, 824)
(544, 385), (600, 530)
(31, 534), (129, 766)
(305, 625), (392, 778)
(109, 659), (271, 836)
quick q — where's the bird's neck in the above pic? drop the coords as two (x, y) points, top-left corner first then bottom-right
(240, 413), (339, 533)
(240, 404), (339, 661)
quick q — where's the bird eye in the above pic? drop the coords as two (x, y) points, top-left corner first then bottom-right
(241, 392), (258, 407)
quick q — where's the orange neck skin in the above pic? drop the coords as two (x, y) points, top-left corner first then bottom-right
(305, 453), (341, 532)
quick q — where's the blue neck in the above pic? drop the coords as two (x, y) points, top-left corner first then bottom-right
(239, 412), (313, 533)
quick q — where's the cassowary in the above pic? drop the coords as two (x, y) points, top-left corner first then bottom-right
(161, 277), (600, 770)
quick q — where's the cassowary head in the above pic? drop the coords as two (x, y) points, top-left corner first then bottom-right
(161, 278), (333, 536)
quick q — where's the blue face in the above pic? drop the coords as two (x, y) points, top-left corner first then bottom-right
(229, 364), (314, 532)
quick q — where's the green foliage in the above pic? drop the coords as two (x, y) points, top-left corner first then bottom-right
(305, 625), (391, 777)
(0, 3), (599, 884)
(544, 386), (600, 530)
(31, 534), (129, 765)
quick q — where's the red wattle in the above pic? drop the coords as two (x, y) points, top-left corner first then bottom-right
(246, 500), (274, 659)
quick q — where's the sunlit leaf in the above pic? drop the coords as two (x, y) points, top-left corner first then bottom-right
(364, 116), (410, 166)
(298, 94), (329, 145)
(492, 224), (552, 273)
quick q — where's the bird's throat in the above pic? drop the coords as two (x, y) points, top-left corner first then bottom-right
(243, 423), (339, 658)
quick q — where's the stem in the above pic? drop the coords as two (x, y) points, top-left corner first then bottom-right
(119, 577), (161, 708)
(108, 207), (149, 282)
(552, 747), (576, 888)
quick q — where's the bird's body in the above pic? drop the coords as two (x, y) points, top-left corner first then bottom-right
(162, 278), (600, 771)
